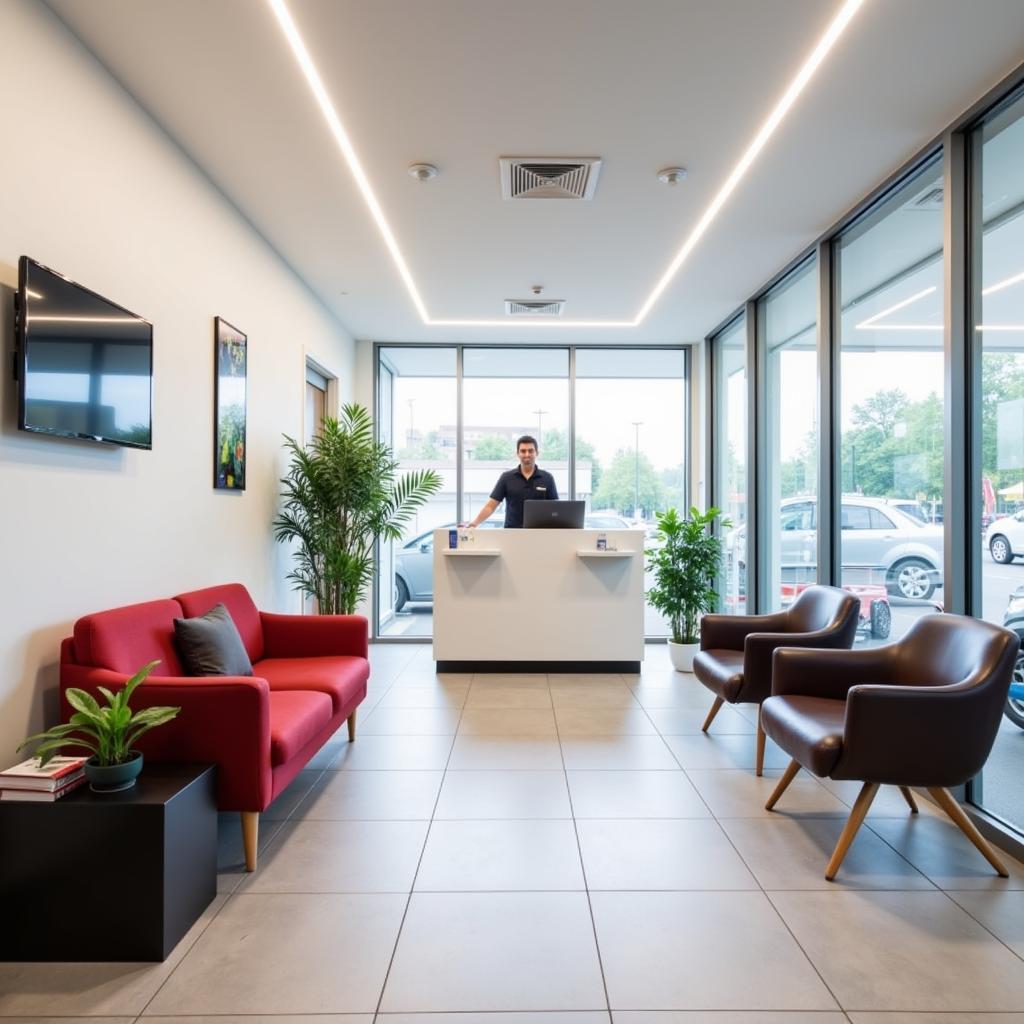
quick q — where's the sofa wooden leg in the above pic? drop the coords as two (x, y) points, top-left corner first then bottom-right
(826, 782), (879, 880)
(241, 811), (259, 872)
(701, 696), (724, 733)
(765, 758), (801, 810)
(928, 787), (1008, 877)
(755, 708), (766, 777)
(899, 786), (919, 814)
(347, 709), (357, 742)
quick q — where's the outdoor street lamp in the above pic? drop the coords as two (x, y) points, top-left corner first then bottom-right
(533, 408), (547, 449)
(632, 421), (643, 521)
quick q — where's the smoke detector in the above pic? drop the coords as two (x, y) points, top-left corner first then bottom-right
(408, 163), (438, 181)
(505, 299), (566, 317)
(657, 166), (688, 186)
(500, 158), (601, 200)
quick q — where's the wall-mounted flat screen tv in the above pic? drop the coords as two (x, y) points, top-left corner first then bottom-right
(16, 256), (152, 449)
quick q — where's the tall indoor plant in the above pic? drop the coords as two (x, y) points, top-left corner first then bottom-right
(273, 403), (442, 614)
(646, 506), (729, 671)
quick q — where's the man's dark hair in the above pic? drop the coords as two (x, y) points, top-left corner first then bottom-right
(516, 435), (538, 452)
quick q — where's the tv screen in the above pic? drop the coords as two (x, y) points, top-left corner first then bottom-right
(16, 257), (152, 449)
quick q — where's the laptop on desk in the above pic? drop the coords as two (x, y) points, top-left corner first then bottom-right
(523, 499), (585, 529)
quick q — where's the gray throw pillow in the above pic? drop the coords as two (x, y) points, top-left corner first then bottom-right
(173, 603), (254, 677)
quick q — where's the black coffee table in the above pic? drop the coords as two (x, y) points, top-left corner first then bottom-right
(0, 762), (217, 961)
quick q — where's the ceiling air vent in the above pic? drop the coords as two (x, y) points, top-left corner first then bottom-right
(505, 299), (566, 317)
(904, 184), (944, 211)
(500, 157), (602, 200)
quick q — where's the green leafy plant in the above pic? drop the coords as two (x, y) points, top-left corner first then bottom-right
(646, 506), (730, 645)
(18, 660), (180, 767)
(273, 403), (443, 614)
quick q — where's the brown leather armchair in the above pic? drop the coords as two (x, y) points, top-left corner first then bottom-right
(761, 613), (1019, 881)
(693, 585), (860, 775)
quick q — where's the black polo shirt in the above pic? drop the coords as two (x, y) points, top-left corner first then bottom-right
(490, 466), (559, 528)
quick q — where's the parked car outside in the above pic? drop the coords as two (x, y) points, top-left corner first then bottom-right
(781, 581), (891, 639)
(726, 494), (944, 601)
(1000, 584), (1024, 728)
(985, 510), (1024, 564)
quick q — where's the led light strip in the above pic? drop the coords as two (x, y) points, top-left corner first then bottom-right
(269, 0), (866, 327)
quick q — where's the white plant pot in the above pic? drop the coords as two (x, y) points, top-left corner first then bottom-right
(667, 639), (700, 673)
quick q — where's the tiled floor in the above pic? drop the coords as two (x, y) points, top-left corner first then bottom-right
(4, 644), (1024, 1022)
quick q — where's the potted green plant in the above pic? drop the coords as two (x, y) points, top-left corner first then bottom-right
(18, 660), (180, 792)
(646, 506), (730, 671)
(273, 403), (443, 614)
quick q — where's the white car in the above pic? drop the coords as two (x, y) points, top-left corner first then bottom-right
(985, 510), (1024, 564)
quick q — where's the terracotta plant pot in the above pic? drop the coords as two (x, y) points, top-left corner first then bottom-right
(84, 751), (144, 793)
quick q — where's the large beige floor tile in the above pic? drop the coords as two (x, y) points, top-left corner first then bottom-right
(298, 770), (443, 820)
(769, 890), (1024, 1011)
(416, 819), (584, 890)
(567, 769), (710, 818)
(949, 890), (1024, 957)
(388, 672), (470, 691)
(614, 1014), (847, 1023)
(647, 706), (755, 735)
(472, 673), (551, 687)
(549, 673), (629, 686)
(686, 769), (848, 818)
(449, 735), (563, 769)
(240, 819), (428, 893)
(577, 819), (757, 890)
(376, 686), (469, 709)
(550, 685), (640, 709)
(465, 685), (554, 709)
(304, 733), (354, 769)
(147, 1017), (373, 1024)
(719, 817), (933, 890)
(362, 707), (462, 735)
(866, 814), (1024, 889)
(147, 893), (406, 1014)
(560, 735), (678, 770)
(331, 733), (455, 770)
(380, 1016), (609, 1024)
(848, 1014), (1024, 1022)
(662, 733), (789, 771)
(435, 769), (572, 818)
(591, 891), (837, 1010)
(629, 684), (717, 709)
(380, 892), (605, 1011)
(0, 896), (227, 1016)
(459, 708), (558, 735)
(817, 778), (944, 818)
(263, 770), (324, 820)
(555, 707), (658, 735)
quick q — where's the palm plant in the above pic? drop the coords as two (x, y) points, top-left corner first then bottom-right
(646, 506), (730, 644)
(273, 403), (442, 614)
(19, 660), (179, 766)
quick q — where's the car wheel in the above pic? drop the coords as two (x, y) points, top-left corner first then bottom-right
(395, 577), (409, 613)
(990, 534), (1014, 564)
(870, 600), (891, 640)
(890, 558), (936, 601)
(1005, 653), (1024, 729)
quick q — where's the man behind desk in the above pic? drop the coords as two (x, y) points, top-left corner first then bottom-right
(466, 435), (558, 529)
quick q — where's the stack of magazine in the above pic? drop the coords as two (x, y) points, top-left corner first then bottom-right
(0, 755), (88, 801)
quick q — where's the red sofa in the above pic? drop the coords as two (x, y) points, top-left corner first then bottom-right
(59, 583), (368, 870)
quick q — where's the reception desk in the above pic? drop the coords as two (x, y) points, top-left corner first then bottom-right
(432, 528), (645, 671)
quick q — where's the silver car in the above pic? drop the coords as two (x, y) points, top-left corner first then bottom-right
(730, 495), (944, 601)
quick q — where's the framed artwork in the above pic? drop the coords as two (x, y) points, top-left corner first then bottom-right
(214, 317), (247, 490)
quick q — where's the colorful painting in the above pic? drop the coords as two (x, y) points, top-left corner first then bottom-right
(214, 318), (246, 490)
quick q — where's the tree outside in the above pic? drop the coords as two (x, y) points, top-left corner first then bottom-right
(591, 449), (663, 516)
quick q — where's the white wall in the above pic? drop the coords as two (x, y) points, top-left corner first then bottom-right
(0, 0), (356, 763)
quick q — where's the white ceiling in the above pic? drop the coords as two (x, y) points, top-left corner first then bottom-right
(44, 0), (1024, 344)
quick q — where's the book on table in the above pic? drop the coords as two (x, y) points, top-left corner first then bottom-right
(1, 774), (87, 801)
(0, 755), (87, 791)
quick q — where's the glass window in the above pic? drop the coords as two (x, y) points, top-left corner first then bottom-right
(376, 347), (457, 638)
(973, 88), (1024, 832)
(837, 154), (945, 644)
(575, 348), (688, 637)
(761, 257), (818, 609)
(461, 348), (570, 526)
(714, 316), (747, 613)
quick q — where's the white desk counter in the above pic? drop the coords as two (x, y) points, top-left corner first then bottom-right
(432, 528), (644, 671)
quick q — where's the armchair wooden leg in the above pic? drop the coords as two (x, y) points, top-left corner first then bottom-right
(927, 787), (1009, 877)
(241, 811), (259, 873)
(765, 758), (801, 811)
(755, 707), (766, 777)
(899, 786), (919, 814)
(701, 696), (724, 733)
(825, 782), (879, 881)
(347, 709), (357, 742)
